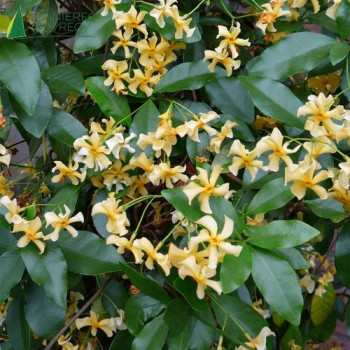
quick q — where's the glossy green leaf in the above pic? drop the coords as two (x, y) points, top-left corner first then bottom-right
(251, 247), (303, 325)
(239, 76), (304, 128)
(131, 315), (168, 350)
(335, 221), (350, 288)
(87, 76), (131, 126)
(0, 250), (25, 304)
(73, 9), (115, 53)
(42, 64), (85, 95)
(163, 299), (189, 334)
(109, 330), (134, 350)
(307, 12), (337, 33)
(247, 178), (294, 215)
(44, 185), (80, 215)
(276, 248), (310, 270)
(58, 231), (124, 275)
(311, 283), (335, 326)
(121, 263), (170, 303)
(220, 244), (252, 293)
(246, 32), (336, 80)
(205, 77), (254, 124)
(336, 0), (350, 39)
(154, 62), (225, 93)
(11, 80), (52, 138)
(0, 39), (41, 115)
(305, 198), (347, 221)
(21, 244), (68, 309)
(27, 37), (57, 71)
(330, 42), (350, 65)
(186, 131), (210, 164)
(309, 311), (336, 343)
(0, 225), (17, 255)
(125, 294), (166, 335)
(24, 282), (65, 340)
(247, 220), (319, 249)
(34, 0), (58, 36)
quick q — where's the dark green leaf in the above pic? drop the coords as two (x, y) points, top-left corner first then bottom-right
(247, 220), (319, 249)
(109, 330), (134, 350)
(330, 42), (350, 65)
(305, 198), (347, 221)
(251, 247), (303, 325)
(21, 244), (67, 309)
(246, 32), (336, 80)
(247, 178), (294, 215)
(239, 76), (304, 128)
(308, 12), (337, 33)
(42, 64), (85, 95)
(311, 283), (335, 326)
(27, 37), (57, 71)
(276, 248), (310, 270)
(35, 0), (58, 36)
(0, 225), (17, 255)
(336, 0), (350, 39)
(0, 250), (25, 304)
(206, 77), (254, 124)
(24, 282), (65, 340)
(131, 315), (168, 350)
(87, 76), (131, 126)
(281, 326), (303, 350)
(309, 311), (336, 343)
(154, 62), (225, 93)
(73, 9), (115, 53)
(163, 299), (189, 334)
(345, 304), (350, 335)
(335, 221), (350, 288)
(125, 294), (166, 335)
(44, 185), (80, 215)
(0, 39), (41, 115)
(220, 244), (251, 293)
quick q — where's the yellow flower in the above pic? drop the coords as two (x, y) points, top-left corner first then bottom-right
(229, 140), (266, 181)
(208, 120), (237, 153)
(52, 161), (86, 185)
(169, 7), (195, 39)
(133, 237), (171, 275)
(106, 132), (136, 158)
(13, 217), (45, 254)
(315, 271), (333, 296)
(254, 115), (281, 130)
(102, 60), (130, 95)
(111, 30), (137, 58)
(114, 6), (148, 37)
(307, 72), (341, 95)
(246, 213), (266, 227)
(149, 0), (177, 28)
(44, 205), (84, 242)
(57, 335), (78, 350)
(326, 0), (342, 19)
(183, 166), (231, 214)
(129, 152), (154, 173)
(90, 117), (120, 136)
(288, 339), (302, 350)
(178, 255), (222, 299)
(204, 49), (240, 76)
(289, 0), (320, 12)
(73, 132), (111, 171)
(91, 193), (130, 235)
(100, 0), (121, 16)
(284, 161), (329, 200)
(137, 34), (168, 69)
(126, 174), (150, 198)
(0, 196), (22, 224)
(236, 327), (275, 350)
(189, 215), (242, 269)
(66, 291), (84, 319)
(263, 31), (289, 43)
(149, 162), (188, 188)
(252, 299), (270, 319)
(216, 23), (251, 56)
(255, 127), (300, 172)
(328, 180), (350, 211)
(299, 274), (315, 293)
(302, 136), (335, 166)
(0, 173), (14, 197)
(106, 236), (144, 263)
(75, 310), (118, 337)
(128, 69), (161, 97)
(0, 144), (10, 166)
(256, 0), (291, 34)
(96, 160), (132, 191)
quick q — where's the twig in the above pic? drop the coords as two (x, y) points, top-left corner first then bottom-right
(45, 274), (115, 350)
(103, 40), (110, 77)
(224, 172), (243, 186)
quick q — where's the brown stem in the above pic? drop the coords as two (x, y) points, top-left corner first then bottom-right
(45, 274), (115, 350)
(224, 172), (243, 186)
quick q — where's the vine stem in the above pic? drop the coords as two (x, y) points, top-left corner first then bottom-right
(45, 274), (115, 350)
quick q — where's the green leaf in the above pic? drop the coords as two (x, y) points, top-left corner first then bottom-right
(309, 311), (336, 343)
(345, 304), (350, 335)
(281, 326), (303, 350)
(220, 244), (251, 293)
(239, 76), (304, 128)
(131, 315), (168, 350)
(11, 80), (52, 138)
(336, 0), (350, 39)
(205, 77), (254, 124)
(21, 244), (67, 309)
(246, 32), (336, 80)
(24, 282), (65, 340)
(0, 225), (17, 255)
(276, 248), (310, 270)
(186, 131), (210, 164)
(109, 330), (134, 350)
(121, 263), (170, 304)
(42, 64), (85, 95)
(247, 178), (294, 215)
(58, 230), (124, 275)
(27, 37), (57, 71)
(247, 220), (319, 249)
(308, 12), (337, 33)
(44, 185), (80, 215)
(311, 283), (335, 326)
(335, 221), (350, 288)
(330, 42), (350, 65)
(34, 0), (58, 36)
(154, 62), (225, 93)
(7, 298), (32, 350)
(251, 247), (303, 325)
(73, 9), (115, 53)
(6, 10), (26, 38)
(0, 39), (41, 115)
(0, 250), (25, 304)
(87, 76), (131, 126)
(163, 299), (189, 335)
(305, 198), (347, 221)
(125, 294), (166, 335)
